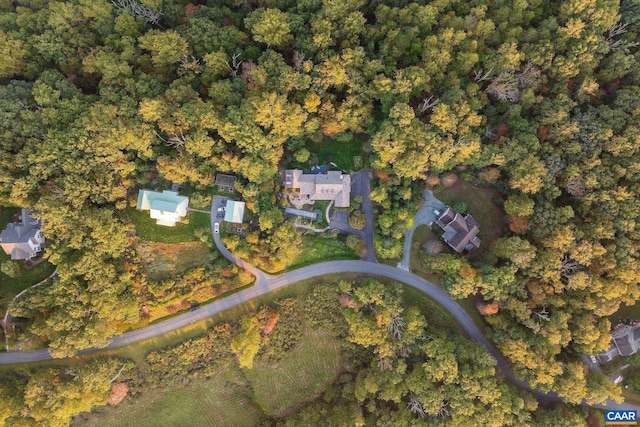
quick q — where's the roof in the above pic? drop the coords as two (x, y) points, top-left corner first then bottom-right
(224, 201), (245, 223)
(597, 324), (640, 362)
(137, 190), (189, 215)
(0, 209), (41, 244)
(137, 190), (189, 226)
(215, 174), (236, 187)
(283, 169), (351, 208)
(435, 207), (481, 253)
(285, 207), (318, 220)
(0, 209), (44, 260)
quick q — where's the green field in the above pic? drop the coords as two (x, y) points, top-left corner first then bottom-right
(78, 369), (263, 427)
(128, 208), (211, 243)
(305, 134), (367, 171)
(287, 235), (359, 270)
(77, 330), (343, 426)
(245, 330), (343, 418)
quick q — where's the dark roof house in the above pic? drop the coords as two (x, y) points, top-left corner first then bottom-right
(215, 174), (236, 192)
(434, 207), (481, 253)
(597, 324), (640, 363)
(0, 209), (45, 260)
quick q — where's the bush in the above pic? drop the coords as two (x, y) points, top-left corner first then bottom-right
(1, 261), (20, 278)
(374, 236), (402, 260)
(304, 284), (348, 335)
(346, 234), (367, 257)
(189, 192), (212, 210)
(349, 210), (366, 230)
(257, 298), (303, 362)
(450, 200), (469, 215)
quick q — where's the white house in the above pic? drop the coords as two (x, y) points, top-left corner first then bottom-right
(136, 190), (189, 227)
(0, 209), (45, 260)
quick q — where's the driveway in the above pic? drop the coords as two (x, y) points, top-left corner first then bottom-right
(211, 195), (271, 286)
(397, 190), (446, 271)
(329, 170), (377, 263)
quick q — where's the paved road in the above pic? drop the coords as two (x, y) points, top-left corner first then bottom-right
(398, 190), (445, 271)
(0, 195), (636, 412)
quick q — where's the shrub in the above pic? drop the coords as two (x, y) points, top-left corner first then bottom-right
(304, 284), (348, 335)
(1, 261), (20, 278)
(349, 210), (366, 230)
(346, 234), (367, 257)
(450, 200), (469, 215)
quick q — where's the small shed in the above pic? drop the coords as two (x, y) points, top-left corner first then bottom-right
(215, 174), (236, 193)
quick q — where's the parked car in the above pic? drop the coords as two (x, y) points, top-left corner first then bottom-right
(214, 222), (219, 233)
(217, 214), (224, 219)
(189, 305), (200, 312)
(217, 207), (226, 212)
(589, 355), (597, 363)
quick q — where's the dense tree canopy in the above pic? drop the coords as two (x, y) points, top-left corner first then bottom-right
(0, 0), (638, 411)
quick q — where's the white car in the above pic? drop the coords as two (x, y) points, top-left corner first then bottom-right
(217, 207), (226, 212)
(589, 355), (597, 363)
(214, 222), (219, 233)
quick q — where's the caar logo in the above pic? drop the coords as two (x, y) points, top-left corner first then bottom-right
(606, 410), (638, 425)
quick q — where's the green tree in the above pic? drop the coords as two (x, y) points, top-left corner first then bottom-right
(230, 315), (261, 369)
(138, 30), (189, 67)
(245, 8), (292, 48)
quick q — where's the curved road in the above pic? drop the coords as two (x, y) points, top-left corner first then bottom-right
(0, 198), (636, 412)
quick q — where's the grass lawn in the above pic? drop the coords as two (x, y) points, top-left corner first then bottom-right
(434, 179), (504, 259)
(128, 208), (211, 243)
(244, 330), (343, 418)
(77, 330), (342, 426)
(77, 369), (263, 427)
(305, 134), (367, 172)
(0, 206), (56, 313)
(287, 235), (359, 270)
(608, 301), (640, 326)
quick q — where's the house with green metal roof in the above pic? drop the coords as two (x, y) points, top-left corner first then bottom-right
(224, 200), (245, 224)
(137, 190), (189, 227)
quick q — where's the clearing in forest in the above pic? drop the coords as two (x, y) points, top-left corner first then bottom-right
(135, 241), (210, 282)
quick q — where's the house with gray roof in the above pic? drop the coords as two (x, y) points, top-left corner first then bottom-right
(137, 189), (189, 227)
(597, 324), (640, 363)
(434, 207), (481, 253)
(0, 209), (45, 260)
(283, 169), (351, 208)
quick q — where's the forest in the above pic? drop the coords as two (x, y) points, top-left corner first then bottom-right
(0, 281), (604, 426)
(0, 0), (639, 418)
